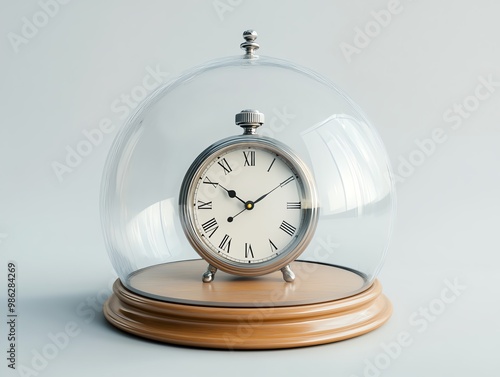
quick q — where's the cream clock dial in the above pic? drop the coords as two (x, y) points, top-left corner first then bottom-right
(179, 110), (319, 282)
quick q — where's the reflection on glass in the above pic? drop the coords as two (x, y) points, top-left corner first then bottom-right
(301, 114), (392, 217)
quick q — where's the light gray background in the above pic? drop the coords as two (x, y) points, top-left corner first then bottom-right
(1, 1), (498, 376)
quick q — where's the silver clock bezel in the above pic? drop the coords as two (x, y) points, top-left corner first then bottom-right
(179, 134), (319, 277)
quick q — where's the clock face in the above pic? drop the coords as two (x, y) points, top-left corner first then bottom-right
(180, 137), (318, 275)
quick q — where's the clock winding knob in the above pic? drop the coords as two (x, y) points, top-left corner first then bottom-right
(235, 109), (265, 135)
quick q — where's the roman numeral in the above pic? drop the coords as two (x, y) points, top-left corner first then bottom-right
(280, 176), (295, 187)
(201, 218), (218, 238)
(287, 201), (301, 209)
(219, 234), (232, 253)
(245, 243), (254, 258)
(243, 151), (255, 166)
(202, 176), (218, 188)
(217, 158), (232, 175)
(279, 221), (296, 237)
(197, 200), (212, 209)
(267, 158), (276, 172)
(269, 239), (278, 253)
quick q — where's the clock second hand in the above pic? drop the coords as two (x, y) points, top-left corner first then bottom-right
(227, 199), (256, 223)
(227, 208), (246, 223)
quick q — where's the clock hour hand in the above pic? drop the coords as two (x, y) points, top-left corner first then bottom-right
(218, 184), (246, 204)
(253, 175), (295, 205)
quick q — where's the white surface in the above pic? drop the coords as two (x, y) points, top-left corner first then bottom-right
(0, 0), (498, 376)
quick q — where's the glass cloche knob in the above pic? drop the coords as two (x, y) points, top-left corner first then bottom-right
(240, 29), (259, 57)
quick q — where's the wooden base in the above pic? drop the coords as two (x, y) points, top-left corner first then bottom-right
(104, 260), (392, 349)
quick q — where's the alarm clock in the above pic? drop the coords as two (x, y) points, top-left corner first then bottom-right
(179, 109), (319, 282)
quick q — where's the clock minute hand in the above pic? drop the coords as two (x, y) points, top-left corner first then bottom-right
(253, 187), (278, 204)
(253, 175), (295, 205)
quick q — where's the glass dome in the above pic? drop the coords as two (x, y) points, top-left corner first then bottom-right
(100, 45), (395, 305)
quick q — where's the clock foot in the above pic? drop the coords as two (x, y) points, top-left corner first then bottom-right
(281, 264), (295, 282)
(202, 264), (218, 283)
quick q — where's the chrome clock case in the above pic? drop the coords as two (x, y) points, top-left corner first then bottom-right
(179, 110), (319, 282)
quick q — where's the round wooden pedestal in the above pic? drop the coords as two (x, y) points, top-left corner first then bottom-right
(104, 260), (392, 349)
